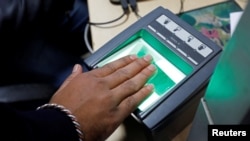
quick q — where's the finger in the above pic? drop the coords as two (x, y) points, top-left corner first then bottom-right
(89, 55), (137, 77)
(104, 55), (153, 89)
(112, 63), (155, 104)
(56, 64), (83, 93)
(117, 84), (154, 118)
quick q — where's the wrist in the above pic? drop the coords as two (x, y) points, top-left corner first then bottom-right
(37, 103), (85, 141)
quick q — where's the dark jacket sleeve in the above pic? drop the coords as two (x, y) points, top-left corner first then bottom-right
(0, 0), (75, 32)
(0, 103), (79, 141)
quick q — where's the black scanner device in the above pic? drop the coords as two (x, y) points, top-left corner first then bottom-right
(83, 6), (222, 140)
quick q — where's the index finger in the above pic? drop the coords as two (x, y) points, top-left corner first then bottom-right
(89, 55), (138, 77)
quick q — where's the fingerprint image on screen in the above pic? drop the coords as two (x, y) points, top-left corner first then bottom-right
(96, 30), (193, 112)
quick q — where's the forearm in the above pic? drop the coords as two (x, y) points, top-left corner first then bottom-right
(0, 0), (75, 32)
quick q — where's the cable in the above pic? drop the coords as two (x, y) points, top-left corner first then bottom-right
(129, 0), (137, 12)
(128, 0), (141, 19)
(135, 13), (141, 19)
(83, 0), (138, 53)
(88, 11), (127, 26)
(83, 23), (94, 54)
(134, 10), (141, 19)
(88, 0), (129, 26)
(120, 0), (129, 13)
(84, 10), (129, 53)
(179, 0), (185, 14)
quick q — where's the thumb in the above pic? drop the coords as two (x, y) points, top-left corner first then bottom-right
(56, 64), (83, 92)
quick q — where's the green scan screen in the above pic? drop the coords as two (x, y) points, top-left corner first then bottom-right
(96, 29), (193, 112)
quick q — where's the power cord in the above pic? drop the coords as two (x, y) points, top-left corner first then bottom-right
(129, 0), (141, 18)
(88, 12), (128, 26)
(84, 23), (93, 54)
(89, 0), (129, 26)
(179, 0), (185, 14)
(84, 2), (129, 54)
(84, 0), (141, 53)
(84, 12), (128, 54)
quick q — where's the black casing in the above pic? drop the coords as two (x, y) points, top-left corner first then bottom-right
(84, 7), (222, 140)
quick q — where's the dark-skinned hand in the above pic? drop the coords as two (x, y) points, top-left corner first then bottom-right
(49, 55), (155, 141)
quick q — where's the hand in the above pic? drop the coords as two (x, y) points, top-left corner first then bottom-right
(49, 55), (155, 141)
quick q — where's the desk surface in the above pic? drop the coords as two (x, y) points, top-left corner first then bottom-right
(87, 0), (248, 51)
